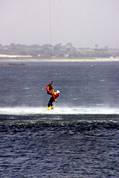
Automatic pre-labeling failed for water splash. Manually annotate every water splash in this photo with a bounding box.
[0,106,119,115]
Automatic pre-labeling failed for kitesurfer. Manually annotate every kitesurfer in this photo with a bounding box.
[45,81,60,110]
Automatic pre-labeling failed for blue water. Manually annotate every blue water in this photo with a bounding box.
[0,61,119,178]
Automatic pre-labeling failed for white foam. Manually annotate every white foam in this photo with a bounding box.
[0,106,119,115]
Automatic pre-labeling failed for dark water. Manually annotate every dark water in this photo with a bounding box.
[0,61,119,178]
[1,124,119,178]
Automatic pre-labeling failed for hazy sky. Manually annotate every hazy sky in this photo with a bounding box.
[0,0,119,48]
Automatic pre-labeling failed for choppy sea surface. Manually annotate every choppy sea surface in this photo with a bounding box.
[0,60,119,178]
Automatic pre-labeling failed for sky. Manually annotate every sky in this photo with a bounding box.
[0,0,119,48]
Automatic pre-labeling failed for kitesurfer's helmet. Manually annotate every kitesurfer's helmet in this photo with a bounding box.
[57,90,60,94]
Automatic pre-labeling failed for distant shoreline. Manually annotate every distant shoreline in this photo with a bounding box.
[0,57,119,63]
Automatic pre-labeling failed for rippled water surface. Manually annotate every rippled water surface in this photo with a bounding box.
[0,61,119,107]
[0,124,119,178]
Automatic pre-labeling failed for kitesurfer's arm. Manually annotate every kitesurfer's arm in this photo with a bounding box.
[52,91,60,101]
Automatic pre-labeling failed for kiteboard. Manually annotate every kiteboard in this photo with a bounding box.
[48,106,54,110]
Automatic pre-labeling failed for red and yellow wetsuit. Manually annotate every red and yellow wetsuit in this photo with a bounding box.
[46,83,60,109]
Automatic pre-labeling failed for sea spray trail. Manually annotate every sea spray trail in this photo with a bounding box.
[0,106,119,115]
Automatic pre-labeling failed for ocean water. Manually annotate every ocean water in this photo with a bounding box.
[0,61,119,178]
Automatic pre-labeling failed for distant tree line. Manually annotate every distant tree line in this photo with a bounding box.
[0,43,119,58]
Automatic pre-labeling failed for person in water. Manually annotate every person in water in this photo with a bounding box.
[46,81,60,110]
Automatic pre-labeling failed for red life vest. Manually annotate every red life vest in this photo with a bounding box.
[46,84,54,95]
